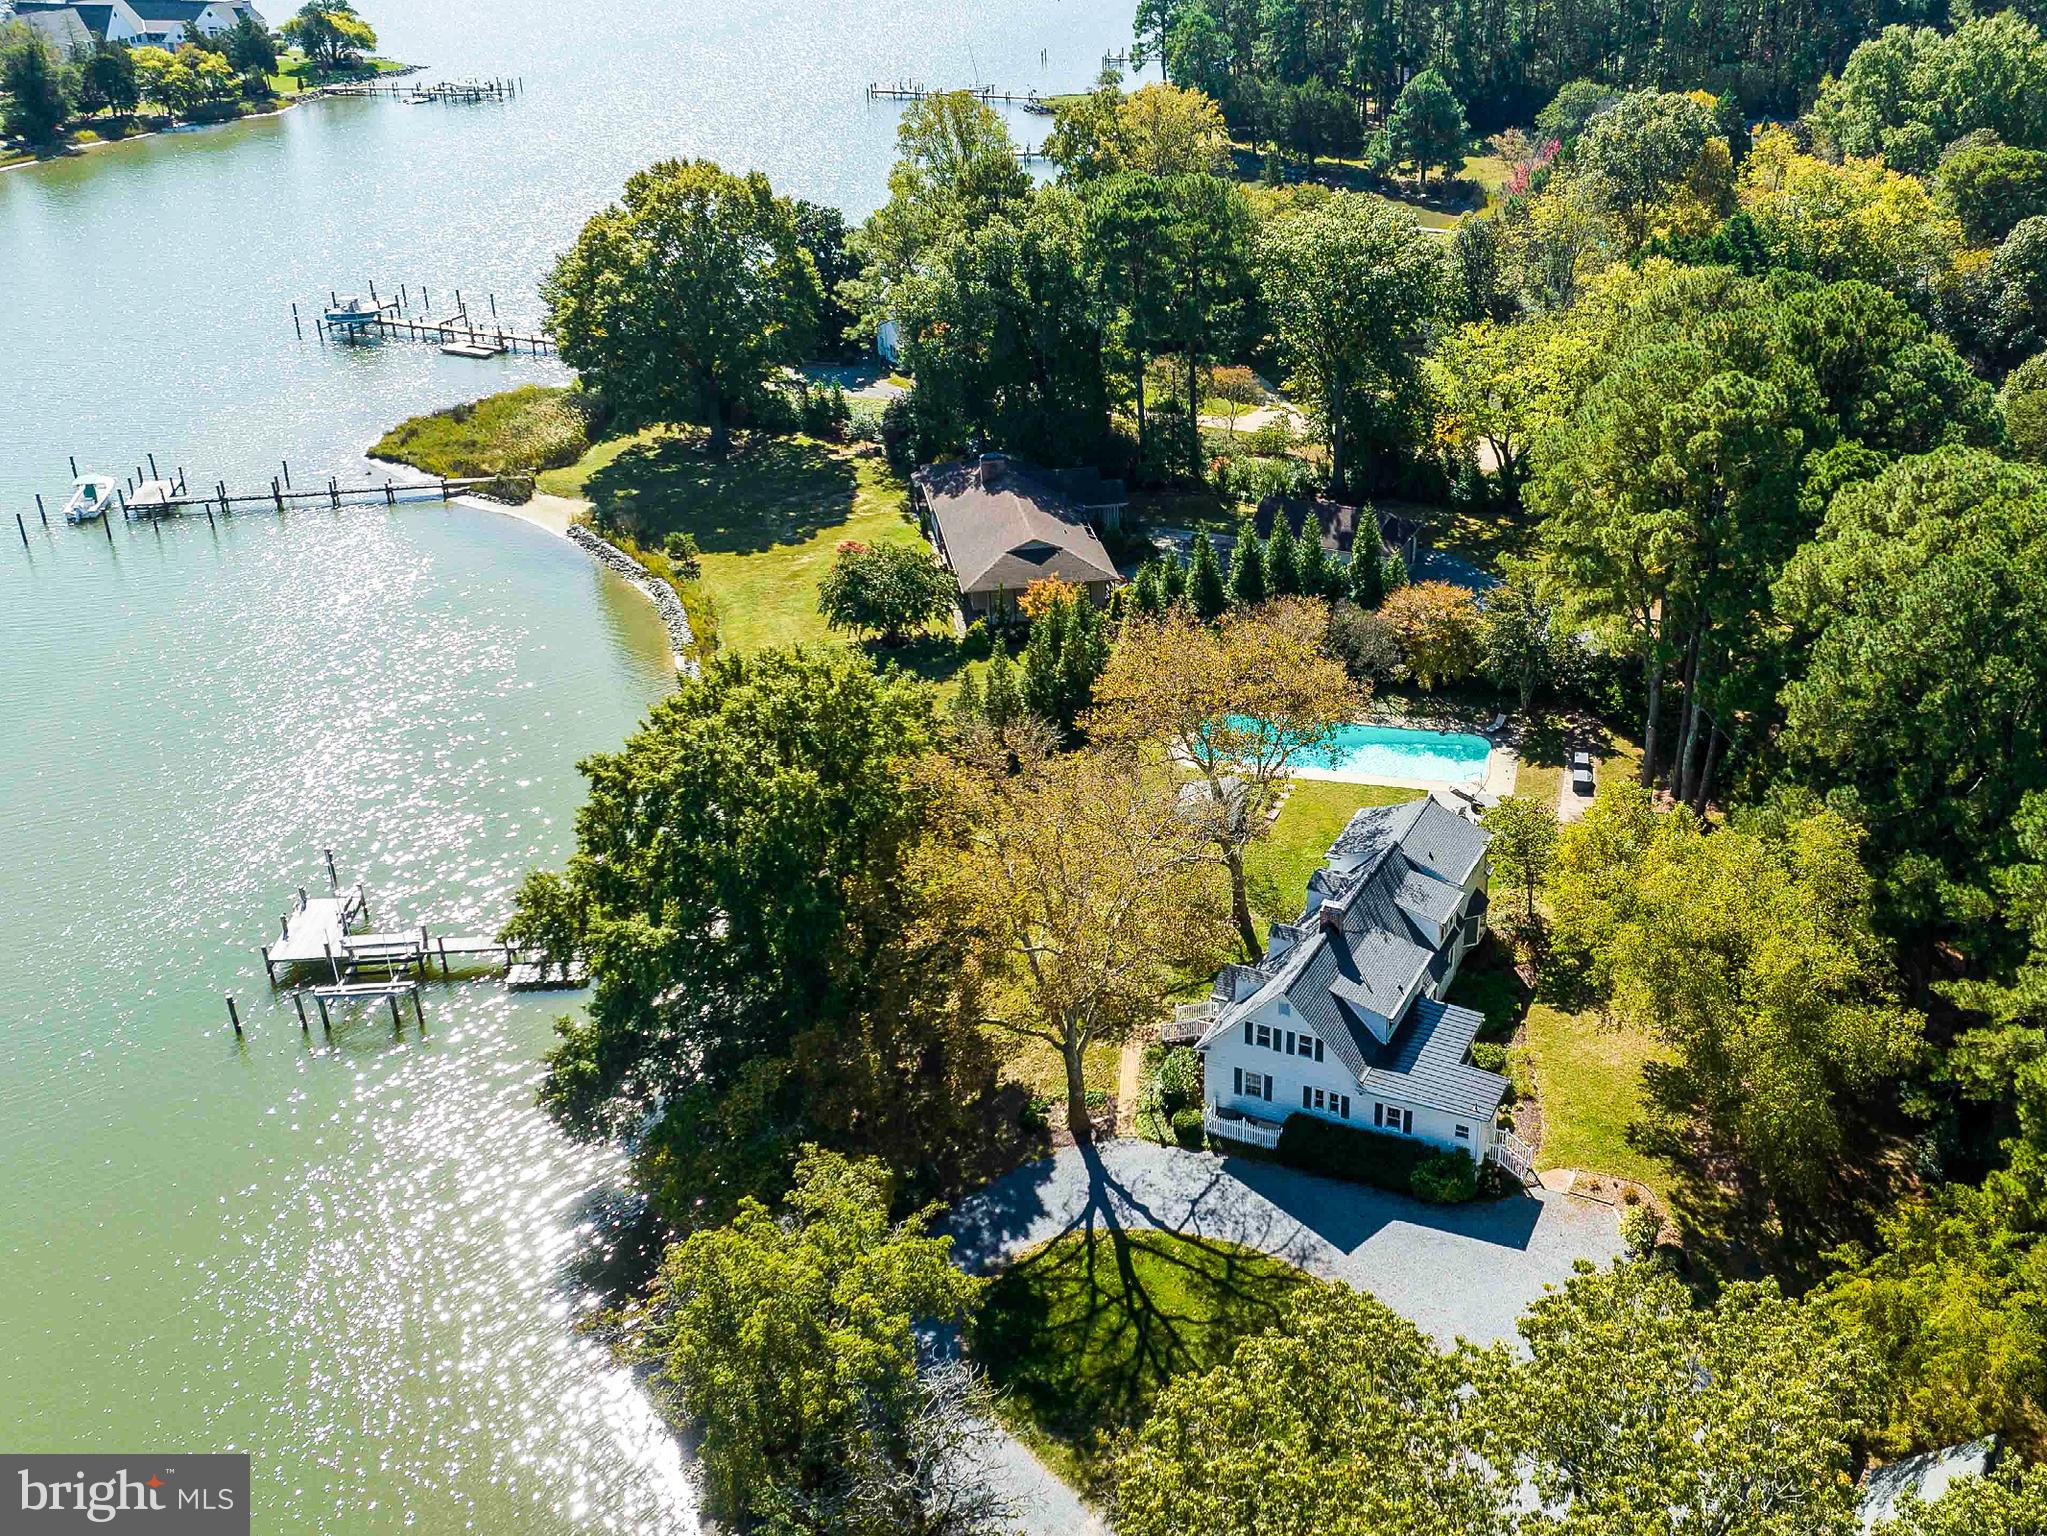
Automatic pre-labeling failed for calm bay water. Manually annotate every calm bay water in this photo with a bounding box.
[0,0,1140,1528]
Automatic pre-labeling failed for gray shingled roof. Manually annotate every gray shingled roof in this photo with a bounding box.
[1198,792,1503,1122]
[1359,998,1505,1119]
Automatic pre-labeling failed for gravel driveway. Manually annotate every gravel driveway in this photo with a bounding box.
[945,1139,1624,1349]
[938,1140,1623,1533]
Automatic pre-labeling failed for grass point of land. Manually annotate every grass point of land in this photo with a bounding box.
[540,429,932,658]
[972,1228,1306,1490]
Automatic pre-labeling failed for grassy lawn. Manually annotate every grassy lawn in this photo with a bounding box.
[1244,779,1424,931]
[540,429,942,660]
[1523,1002,1671,1200]
[270,52,408,96]
[972,1229,1306,1490]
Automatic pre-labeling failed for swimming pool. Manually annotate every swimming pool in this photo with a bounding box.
[1298,722,1493,782]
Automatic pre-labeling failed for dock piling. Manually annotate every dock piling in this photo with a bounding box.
[325,848,338,891]
[226,995,242,1037]
[293,991,309,1032]
[36,493,48,527]
[69,454,77,478]
[16,513,27,549]
[292,302,303,340]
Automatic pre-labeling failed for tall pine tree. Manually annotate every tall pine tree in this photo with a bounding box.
[1189,531,1229,619]
[1347,541,1386,609]
[1298,526,1334,599]
[1229,516,1269,607]
[1266,520,1302,596]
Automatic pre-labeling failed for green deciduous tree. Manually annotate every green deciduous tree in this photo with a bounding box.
[1573,89,1722,251]
[645,1148,994,1534]
[1257,194,1447,496]
[1480,795,1558,925]
[1380,579,1480,689]
[281,0,374,68]
[1,22,74,145]
[852,92,1029,325]
[817,539,956,645]
[1114,1284,1515,1536]
[544,159,820,455]
[893,187,1112,464]
[1940,142,2047,244]
[1476,567,1568,710]
[1548,785,1924,1205]
[1509,1259,1877,1536]
[511,648,995,1229]
[1378,68,1467,188]
[2003,351,2047,462]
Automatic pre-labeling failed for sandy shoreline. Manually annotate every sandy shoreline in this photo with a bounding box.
[451,491,585,538]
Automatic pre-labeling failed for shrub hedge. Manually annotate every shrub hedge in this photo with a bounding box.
[1276,1113,1481,1203]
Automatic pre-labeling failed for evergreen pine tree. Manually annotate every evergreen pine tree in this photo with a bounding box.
[983,643,1020,729]
[1132,562,1165,615]
[1228,516,1269,607]
[949,666,984,729]
[1348,540,1386,609]
[1058,599,1109,729]
[1162,553,1189,605]
[1298,526,1334,599]
[1188,532,1229,620]
[1266,520,1302,596]
[1021,599,1068,722]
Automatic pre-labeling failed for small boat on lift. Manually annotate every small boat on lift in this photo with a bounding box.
[61,473,119,523]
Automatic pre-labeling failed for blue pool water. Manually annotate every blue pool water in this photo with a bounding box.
[1300,723,1493,782]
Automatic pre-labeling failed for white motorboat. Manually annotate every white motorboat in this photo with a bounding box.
[61,473,119,523]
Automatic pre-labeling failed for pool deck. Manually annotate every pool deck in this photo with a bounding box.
[1288,716,1520,799]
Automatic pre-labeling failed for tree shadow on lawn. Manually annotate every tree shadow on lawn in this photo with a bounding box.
[971,1146,1306,1486]
[583,432,864,554]
[1627,1071,1917,1291]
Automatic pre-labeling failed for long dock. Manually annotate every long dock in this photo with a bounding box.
[866,81,1047,107]
[108,471,525,522]
[304,281,554,357]
[319,75,521,103]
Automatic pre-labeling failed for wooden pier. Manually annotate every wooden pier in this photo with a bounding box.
[320,75,521,103]
[316,292,554,357]
[260,854,584,1017]
[108,471,526,522]
[866,81,1047,108]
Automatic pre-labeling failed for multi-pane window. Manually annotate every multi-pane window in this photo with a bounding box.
[1248,1021,1323,1062]
[1233,1068,1273,1101]
[1455,1124,1470,1140]
[1302,1087,1352,1119]
[1373,1102,1414,1135]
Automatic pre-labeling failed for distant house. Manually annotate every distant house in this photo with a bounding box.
[1255,494,1425,565]
[14,0,265,51]
[1186,795,1507,1165]
[912,454,1125,618]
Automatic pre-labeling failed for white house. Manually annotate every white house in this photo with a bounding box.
[1191,794,1509,1164]
[14,0,265,52]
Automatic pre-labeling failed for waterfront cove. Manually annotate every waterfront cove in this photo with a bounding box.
[0,0,1145,1527]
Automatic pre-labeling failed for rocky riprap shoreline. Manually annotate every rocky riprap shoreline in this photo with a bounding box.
[567,524,699,676]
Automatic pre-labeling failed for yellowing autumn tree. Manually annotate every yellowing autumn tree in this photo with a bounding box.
[1086,599,1360,958]
[1380,581,1482,689]
[926,727,1228,1143]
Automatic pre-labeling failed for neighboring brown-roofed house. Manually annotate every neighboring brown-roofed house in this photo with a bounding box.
[912,454,1123,618]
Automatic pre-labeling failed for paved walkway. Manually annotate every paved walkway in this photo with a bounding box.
[945,1139,1623,1350]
